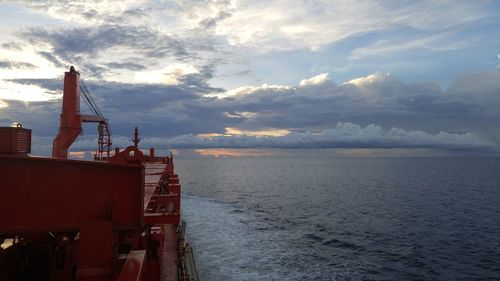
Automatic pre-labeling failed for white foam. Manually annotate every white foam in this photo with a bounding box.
[181,193,300,281]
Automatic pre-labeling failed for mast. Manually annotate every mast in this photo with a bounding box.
[52,66,82,158]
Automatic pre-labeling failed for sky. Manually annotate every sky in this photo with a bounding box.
[0,0,499,155]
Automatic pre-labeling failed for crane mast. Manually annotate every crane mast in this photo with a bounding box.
[51,66,112,159]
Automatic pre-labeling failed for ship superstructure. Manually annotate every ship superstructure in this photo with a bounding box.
[0,67,198,281]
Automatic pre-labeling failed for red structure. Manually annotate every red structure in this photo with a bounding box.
[52,66,112,160]
[0,67,198,281]
[0,124,31,155]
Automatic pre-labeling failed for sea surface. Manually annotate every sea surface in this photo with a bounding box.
[175,150,500,280]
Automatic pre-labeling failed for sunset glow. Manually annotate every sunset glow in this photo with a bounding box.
[194,148,274,158]
[224,127,290,137]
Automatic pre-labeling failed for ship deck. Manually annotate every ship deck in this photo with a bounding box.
[144,162,167,210]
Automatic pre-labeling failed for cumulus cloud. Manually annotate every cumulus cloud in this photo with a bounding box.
[26,122,489,157]
[299,73,329,86]
[57,122,490,155]
[3,71,499,149]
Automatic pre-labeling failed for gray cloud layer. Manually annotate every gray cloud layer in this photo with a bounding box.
[2,71,499,153]
[28,122,491,157]
[22,25,190,73]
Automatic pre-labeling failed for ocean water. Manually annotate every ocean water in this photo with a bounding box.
[175,151,500,280]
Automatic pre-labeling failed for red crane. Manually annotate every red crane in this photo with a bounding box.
[52,66,111,160]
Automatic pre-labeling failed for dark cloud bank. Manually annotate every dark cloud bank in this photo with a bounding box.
[2,71,499,154]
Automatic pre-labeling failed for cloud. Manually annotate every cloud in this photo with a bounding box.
[1,42,23,50]
[446,71,500,114]
[0,60,37,69]
[18,0,149,25]
[349,33,470,60]
[10,6,228,81]
[3,73,224,136]
[0,99,60,139]
[3,0,497,94]
[3,70,500,152]
[0,80,58,101]
[22,25,190,62]
[105,62,146,71]
[135,63,199,85]
[37,51,64,67]
[17,0,489,55]
[61,122,491,153]
[1,0,498,156]
[205,0,490,52]
[299,73,329,86]
[199,11,233,29]
[224,111,257,119]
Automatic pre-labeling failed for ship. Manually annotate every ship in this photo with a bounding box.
[0,67,199,281]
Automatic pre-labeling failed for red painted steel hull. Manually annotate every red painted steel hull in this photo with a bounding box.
[0,151,186,281]
[0,155,144,234]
